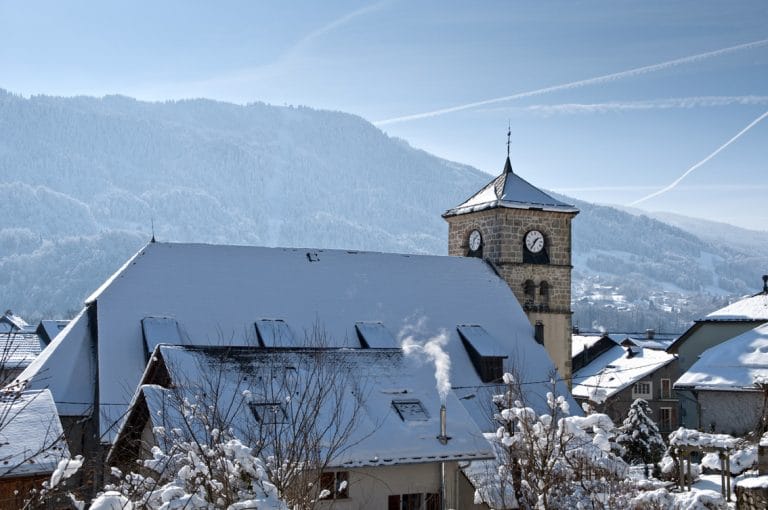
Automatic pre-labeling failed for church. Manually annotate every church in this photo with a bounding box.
[18,153,578,508]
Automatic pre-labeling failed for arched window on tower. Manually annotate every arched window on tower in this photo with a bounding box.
[539,281,550,311]
[523,280,536,309]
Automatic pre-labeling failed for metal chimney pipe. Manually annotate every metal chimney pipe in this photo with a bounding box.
[438,404,449,445]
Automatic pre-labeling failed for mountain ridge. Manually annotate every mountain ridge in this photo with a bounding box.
[1,89,764,331]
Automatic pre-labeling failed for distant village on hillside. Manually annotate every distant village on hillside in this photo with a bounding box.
[3,154,768,509]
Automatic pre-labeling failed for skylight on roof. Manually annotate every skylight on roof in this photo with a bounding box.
[355,322,398,349]
[255,319,297,347]
[249,402,289,424]
[392,399,428,421]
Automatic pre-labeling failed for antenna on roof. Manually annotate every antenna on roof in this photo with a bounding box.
[150,217,156,243]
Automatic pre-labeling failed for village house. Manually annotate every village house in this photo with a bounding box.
[571,334,680,433]
[675,322,768,436]
[0,312,53,385]
[17,154,579,506]
[669,276,768,429]
[0,389,70,510]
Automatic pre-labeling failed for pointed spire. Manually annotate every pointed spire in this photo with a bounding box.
[151,217,156,243]
[504,122,513,174]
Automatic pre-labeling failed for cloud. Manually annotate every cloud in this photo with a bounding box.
[489,96,768,116]
[374,38,768,126]
[629,110,768,206]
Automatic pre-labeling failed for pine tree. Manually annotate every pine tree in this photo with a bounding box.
[617,398,666,468]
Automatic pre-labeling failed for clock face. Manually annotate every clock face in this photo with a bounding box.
[468,230,482,252]
[525,230,545,253]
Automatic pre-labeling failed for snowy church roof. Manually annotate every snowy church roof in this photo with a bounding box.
[675,323,768,391]
[443,157,578,217]
[571,345,676,402]
[19,242,569,443]
[112,345,495,468]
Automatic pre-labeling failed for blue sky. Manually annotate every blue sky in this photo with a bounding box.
[1,0,766,229]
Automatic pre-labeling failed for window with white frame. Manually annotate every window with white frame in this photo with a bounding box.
[632,381,652,398]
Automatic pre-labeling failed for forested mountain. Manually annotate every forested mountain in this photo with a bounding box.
[1,90,765,332]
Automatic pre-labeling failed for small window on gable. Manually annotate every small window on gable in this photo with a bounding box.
[255,319,296,347]
[249,402,289,424]
[457,325,507,383]
[392,400,428,421]
[355,322,398,349]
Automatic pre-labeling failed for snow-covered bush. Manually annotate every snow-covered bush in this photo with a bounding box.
[101,429,288,510]
[490,373,630,509]
[630,488,727,510]
[701,444,757,475]
[617,399,666,467]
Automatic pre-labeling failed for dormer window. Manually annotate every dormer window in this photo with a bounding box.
[457,325,507,383]
[255,319,296,347]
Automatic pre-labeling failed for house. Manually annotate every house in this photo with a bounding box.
[571,332,617,373]
[669,276,768,428]
[109,344,495,510]
[675,322,768,436]
[0,312,48,385]
[0,389,70,509]
[571,341,679,433]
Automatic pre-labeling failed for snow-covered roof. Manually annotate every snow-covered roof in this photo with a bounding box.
[121,346,494,468]
[572,345,676,402]
[20,242,569,442]
[443,157,578,217]
[0,311,33,334]
[37,320,70,345]
[675,323,768,391]
[702,292,768,322]
[0,389,70,478]
[0,331,44,369]
[572,334,615,358]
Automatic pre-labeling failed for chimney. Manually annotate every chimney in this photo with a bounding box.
[572,325,580,335]
[646,329,655,340]
[437,404,450,445]
[763,275,768,293]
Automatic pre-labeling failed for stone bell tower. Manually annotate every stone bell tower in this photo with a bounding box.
[443,149,579,384]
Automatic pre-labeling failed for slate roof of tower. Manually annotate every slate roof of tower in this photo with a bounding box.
[18,241,573,443]
[443,157,578,217]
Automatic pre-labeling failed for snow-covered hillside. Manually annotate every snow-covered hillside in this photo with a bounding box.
[1,90,765,331]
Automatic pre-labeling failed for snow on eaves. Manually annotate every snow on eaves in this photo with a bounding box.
[0,389,70,478]
[703,292,768,321]
[675,322,768,391]
[571,345,676,401]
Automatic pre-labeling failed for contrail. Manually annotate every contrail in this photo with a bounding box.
[374,38,768,126]
[630,110,768,206]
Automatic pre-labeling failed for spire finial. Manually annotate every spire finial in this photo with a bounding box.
[506,121,511,158]
[151,217,156,243]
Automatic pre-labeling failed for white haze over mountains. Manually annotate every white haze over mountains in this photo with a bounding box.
[1,89,765,331]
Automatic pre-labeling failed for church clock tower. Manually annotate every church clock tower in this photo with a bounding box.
[443,151,579,384]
